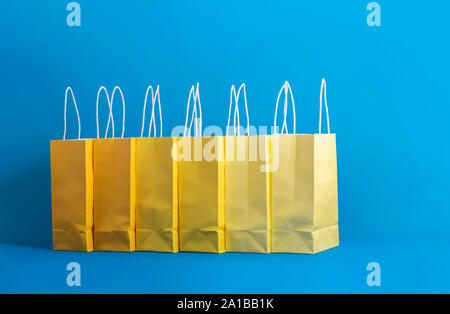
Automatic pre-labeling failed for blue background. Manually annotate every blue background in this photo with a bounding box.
[0,1,449,293]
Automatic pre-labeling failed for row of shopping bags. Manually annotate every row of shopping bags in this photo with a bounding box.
[51,80,339,254]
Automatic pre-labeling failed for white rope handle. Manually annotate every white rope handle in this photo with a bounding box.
[140,85,162,138]
[63,87,81,140]
[96,86,114,138]
[226,83,249,136]
[110,86,126,138]
[319,78,330,134]
[183,83,202,137]
[148,86,162,137]
[227,85,240,136]
[96,86,126,138]
[274,81,296,135]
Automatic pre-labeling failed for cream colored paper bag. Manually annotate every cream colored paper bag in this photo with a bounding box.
[271,80,339,254]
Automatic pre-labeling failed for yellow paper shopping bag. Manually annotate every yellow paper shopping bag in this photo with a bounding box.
[178,84,225,253]
[51,87,93,251]
[93,86,136,252]
[224,84,271,253]
[271,80,339,254]
[136,86,179,252]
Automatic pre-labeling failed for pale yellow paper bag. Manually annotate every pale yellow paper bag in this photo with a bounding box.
[225,135,271,253]
[271,134,339,254]
[178,136,225,253]
[271,80,339,254]
[136,137,179,252]
[51,139,94,252]
[135,86,179,252]
[178,84,225,253]
[51,87,93,252]
[93,86,136,252]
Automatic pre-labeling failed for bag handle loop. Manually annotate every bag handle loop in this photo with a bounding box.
[140,85,162,138]
[226,83,249,136]
[183,83,202,137]
[96,86,114,138]
[63,87,81,140]
[274,81,296,135]
[96,86,126,139]
[319,78,330,134]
